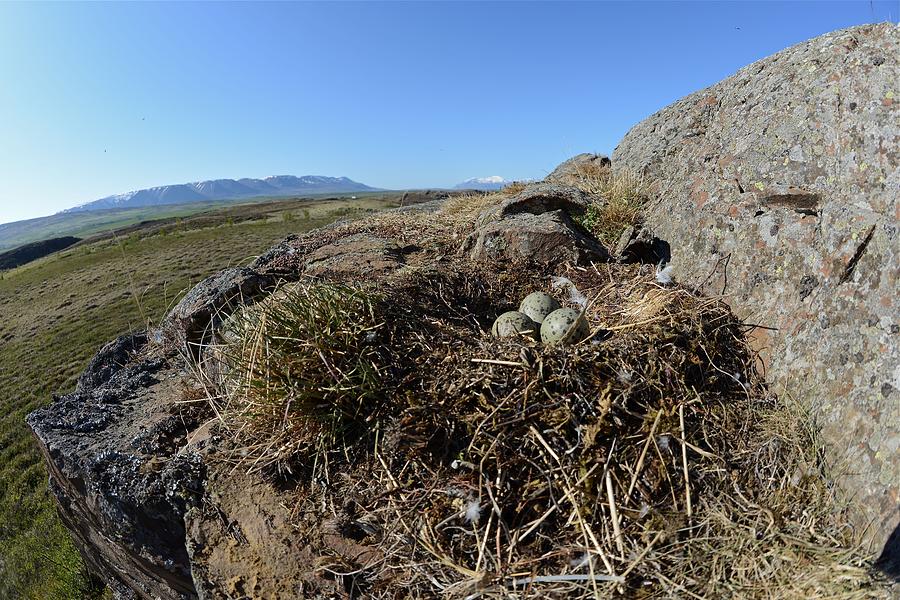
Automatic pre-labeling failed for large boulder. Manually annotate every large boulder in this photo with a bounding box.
[612,23,899,560]
[462,209,608,266]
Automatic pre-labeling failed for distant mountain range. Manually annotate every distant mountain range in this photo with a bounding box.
[454,176,509,191]
[64,175,379,213]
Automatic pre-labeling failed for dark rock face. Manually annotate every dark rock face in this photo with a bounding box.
[76,334,149,393]
[27,335,202,599]
[612,23,898,554]
[612,225,671,264]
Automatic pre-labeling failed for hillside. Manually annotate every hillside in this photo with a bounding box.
[65,175,379,213]
[0,193,390,253]
[0,194,410,599]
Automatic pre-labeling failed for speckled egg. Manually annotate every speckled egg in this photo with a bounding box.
[519,291,561,324]
[540,308,590,345]
[492,311,539,339]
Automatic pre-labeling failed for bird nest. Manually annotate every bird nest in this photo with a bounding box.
[196,257,889,598]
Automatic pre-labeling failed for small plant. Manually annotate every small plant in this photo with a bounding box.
[217,283,385,471]
[564,164,654,246]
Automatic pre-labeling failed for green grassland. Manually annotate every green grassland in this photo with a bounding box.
[0,196,401,598]
[0,191,396,253]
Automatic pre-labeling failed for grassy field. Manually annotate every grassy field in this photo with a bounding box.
[0,191,397,252]
[0,196,401,599]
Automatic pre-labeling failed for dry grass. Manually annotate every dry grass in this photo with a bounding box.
[555,162,655,247]
[501,181,529,195]
[199,252,891,598]
[181,179,890,598]
[440,191,506,227]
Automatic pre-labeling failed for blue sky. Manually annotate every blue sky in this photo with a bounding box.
[0,1,895,225]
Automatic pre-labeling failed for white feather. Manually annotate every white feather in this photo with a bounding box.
[464,500,482,524]
[639,502,650,519]
[569,552,592,568]
[655,263,675,285]
[550,275,588,309]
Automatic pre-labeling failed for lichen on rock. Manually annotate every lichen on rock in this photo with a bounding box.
[613,22,899,562]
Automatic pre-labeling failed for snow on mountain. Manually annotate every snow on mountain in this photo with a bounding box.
[63,175,379,213]
[454,176,509,191]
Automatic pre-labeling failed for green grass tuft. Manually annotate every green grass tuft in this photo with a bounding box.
[217,283,386,471]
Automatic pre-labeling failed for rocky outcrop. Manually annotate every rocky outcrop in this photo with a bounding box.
[30,194,594,599]
[544,153,610,183]
[162,268,280,351]
[484,182,591,220]
[462,210,607,266]
[303,233,409,278]
[462,182,609,265]
[28,335,203,599]
[26,182,605,598]
[612,23,899,560]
